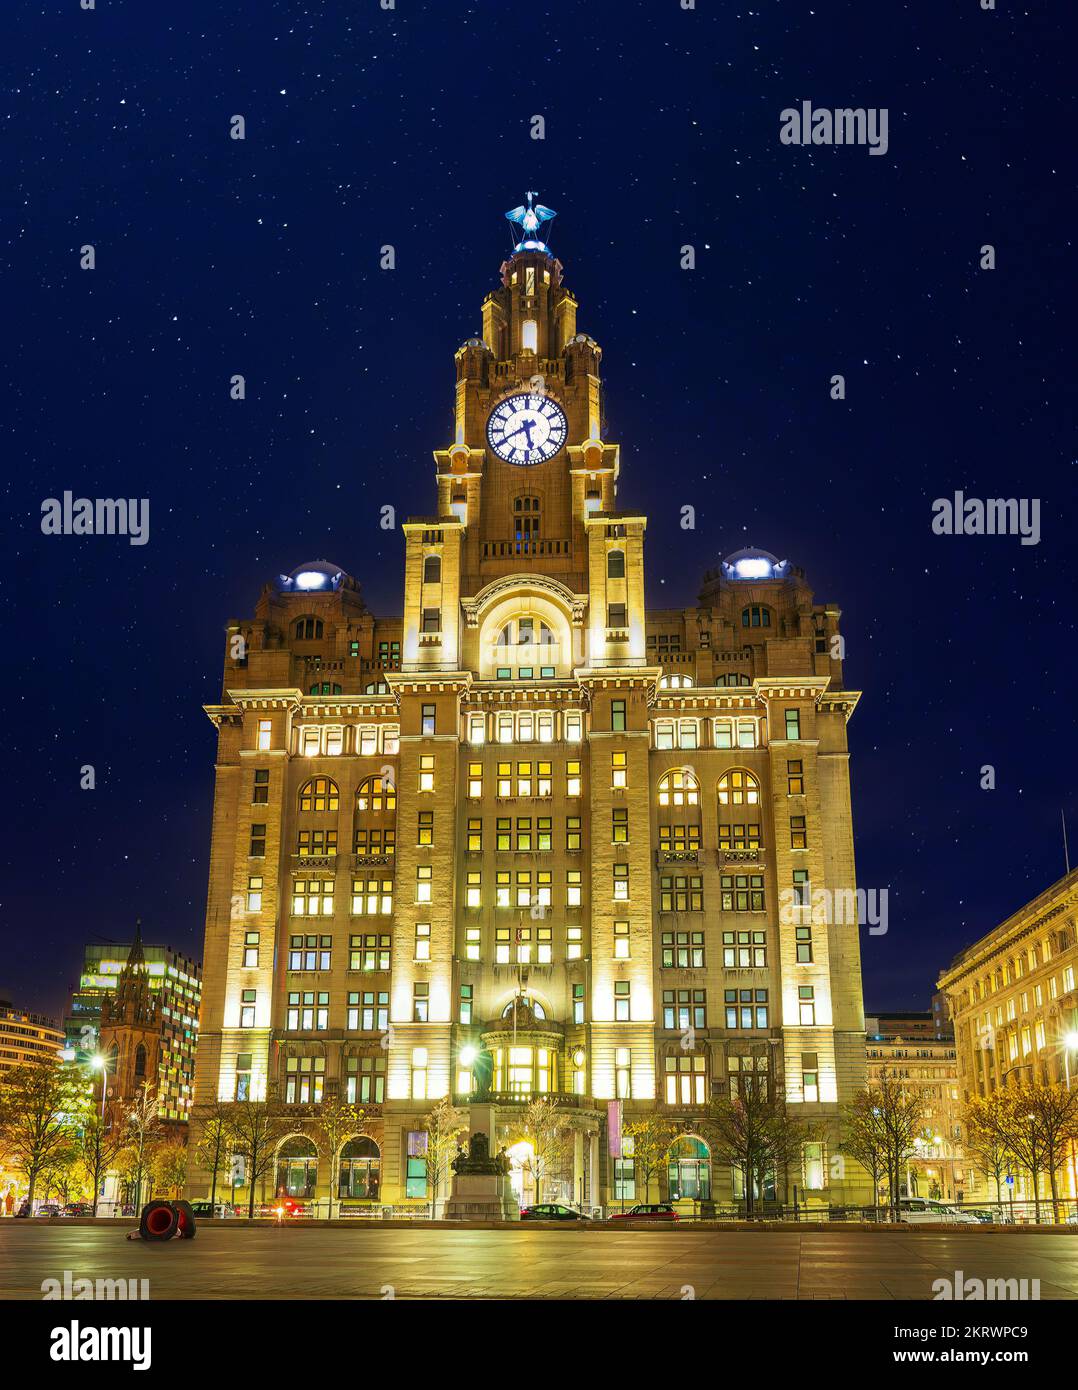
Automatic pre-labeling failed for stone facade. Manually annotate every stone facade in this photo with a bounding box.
[937,868,1078,1200]
[187,209,872,1214]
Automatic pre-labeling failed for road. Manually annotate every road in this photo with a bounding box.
[3,1223,1077,1299]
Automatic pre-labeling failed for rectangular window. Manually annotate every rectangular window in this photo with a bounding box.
[717,823,761,851]
[572,982,585,1024]
[801,1052,819,1103]
[243,930,260,968]
[465,870,482,908]
[465,925,481,961]
[297,827,338,858]
[567,926,583,962]
[659,874,703,912]
[239,989,256,1029]
[613,920,630,959]
[421,608,440,634]
[790,815,807,850]
[679,720,698,750]
[566,816,581,851]
[417,810,434,846]
[285,990,329,1031]
[611,807,629,843]
[413,981,429,1021]
[614,981,631,1022]
[564,711,583,741]
[566,761,582,797]
[654,720,674,750]
[288,933,331,971]
[720,874,764,913]
[497,713,514,744]
[257,719,272,751]
[608,603,627,629]
[459,984,473,1025]
[468,762,483,797]
[611,751,627,789]
[351,878,392,916]
[495,926,511,964]
[284,1055,325,1105]
[246,875,264,912]
[662,930,706,968]
[787,759,804,795]
[292,879,334,916]
[252,768,270,803]
[611,699,626,732]
[724,989,769,1030]
[798,986,816,1026]
[784,708,801,740]
[415,865,433,903]
[795,925,813,963]
[348,990,389,1032]
[537,713,554,743]
[348,933,390,971]
[467,712,485,744]
[421,703,436,735]
[721,930,766,968]
[418,754,435,792]
[615,1046,631,1098]
[466,817,482,852]
[410,1053,428,1101]
[566,870,583,908]
[414,922,431,962]
[235,1053,252,1102]
[612,863,630,901]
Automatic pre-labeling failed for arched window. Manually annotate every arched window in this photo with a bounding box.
[423,555,441,585]
[294,617,324,640]
[607,549,625,579]
[364,680,390,695]
[134,1043,147,1080]
[339,1136,381,1200]
[276,1137,318,1199]
[657,769,701,854]
[501,997,547,1021]
[659,674,693,689]
[299,777,339,813]
[354,774,396,857]
[718,769,760,807]
[667,1135,711,1200]
[740,605,771,630]
[657,769,700,808]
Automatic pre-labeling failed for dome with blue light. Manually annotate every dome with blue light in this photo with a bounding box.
[721,548,790,581]
[277,560,347,593]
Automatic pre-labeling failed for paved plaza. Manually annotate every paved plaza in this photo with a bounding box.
[3,1223,1077,1300]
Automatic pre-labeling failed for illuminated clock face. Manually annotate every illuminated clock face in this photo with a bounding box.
[486,393,568,465]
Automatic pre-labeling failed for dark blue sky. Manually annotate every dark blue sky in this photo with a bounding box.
[2,1,1073,1019]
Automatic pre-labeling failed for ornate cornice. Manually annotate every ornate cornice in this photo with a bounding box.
[461,573,588,627]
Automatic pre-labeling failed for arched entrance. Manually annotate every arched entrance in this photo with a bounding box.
[667,1135,711,1202]
[506,1140,536,1208]
[339,1136,381,1201]
[276,1137,318,1199]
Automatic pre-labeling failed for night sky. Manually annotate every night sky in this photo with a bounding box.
[3,2,1073,1020]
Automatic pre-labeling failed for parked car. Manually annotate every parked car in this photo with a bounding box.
[188,1200,235,1219]
[609,1203,679,1222]
[519,1203,589,1221]
[898,1198,980,1225]
[33,1202,62,1218]
[61,1202,95,1217]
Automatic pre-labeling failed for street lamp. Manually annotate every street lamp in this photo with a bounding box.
[89,1052,112,1120]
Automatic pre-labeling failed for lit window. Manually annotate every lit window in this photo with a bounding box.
[785,708,801,740]
[249,823,266,857]
[613,864,630,901]
[801,1052,819,1103]
[292,879,335,916]
[418,755,435,792]
[566,870,583,908]
[416,866,433,903]
[613,920,630,959]
[658,769,699,807]
[459,984,473,1026]
[468,763,483,797]
[465,926,481,961]
[720,874,764,912]
[300,776,339,813]
[611,751,627,789]
[415,923,431,962]
[246,876,264,912]
[717,769,760,807]
[348,933,390,971]
[659,874,703,912]
[243,931,259,968]
[611,699,626,732]
[564,711,582,741]
[351,878,392,915]
[615,1047,631,1098]
[567,761,582,796]
[614,981,631,1022]
[798,986,816,1026]
[252,768,270,803]
[466,871,482,908]
[790,816,808,850]
[421,704,436,735]
[567,926,583,961]
[566,816,582,851]
[787,759,804,795]
[468,713,485,744]
[239,989,256,1029]
[257,719,272,751]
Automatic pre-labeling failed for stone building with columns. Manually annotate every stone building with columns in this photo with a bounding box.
[187,198,871,1214]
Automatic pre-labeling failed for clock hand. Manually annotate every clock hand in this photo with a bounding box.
[500,426,529,444]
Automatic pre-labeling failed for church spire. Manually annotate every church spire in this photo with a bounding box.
[126,917,145,970]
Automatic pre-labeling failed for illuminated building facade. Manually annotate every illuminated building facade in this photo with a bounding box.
[67,929,202,1125]
[188,202,871,1211]
[865,1012,965,1201]
[0,998,63,1076]
[938,868,1078,1201]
